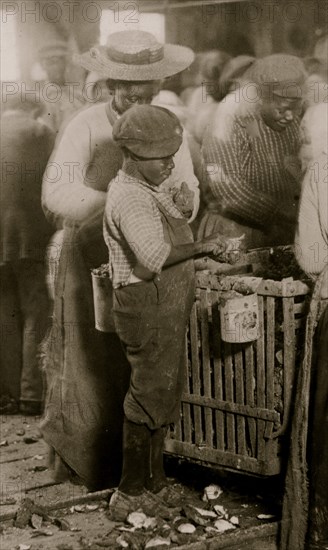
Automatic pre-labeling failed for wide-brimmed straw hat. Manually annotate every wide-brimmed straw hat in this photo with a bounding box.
[74,30,194,81]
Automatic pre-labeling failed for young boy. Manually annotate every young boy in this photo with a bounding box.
[104,104,225,520]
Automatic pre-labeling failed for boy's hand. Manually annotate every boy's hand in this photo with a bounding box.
[172,182,195,218]
[217,234,246,264]
[200,232,227,255]
[200,233,245,264]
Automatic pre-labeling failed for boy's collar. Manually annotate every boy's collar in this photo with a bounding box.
[119,167,162,193]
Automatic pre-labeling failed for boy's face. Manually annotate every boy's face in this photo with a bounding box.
[133,154,175,186]
[113,81,160,114]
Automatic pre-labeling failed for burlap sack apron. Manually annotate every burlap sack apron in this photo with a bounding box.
[40,223,131,490]
[113,203,195,430]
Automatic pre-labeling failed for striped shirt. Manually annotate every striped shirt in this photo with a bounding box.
[104,170,184,288]
[202,100,301,227]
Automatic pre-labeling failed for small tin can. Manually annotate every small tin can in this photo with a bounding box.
[220,292,259,343]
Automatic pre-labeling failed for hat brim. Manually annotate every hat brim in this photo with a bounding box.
[122,135,183,158]
[74,44,194,81]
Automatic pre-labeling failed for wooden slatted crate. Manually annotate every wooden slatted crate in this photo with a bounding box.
[165,271,311,476]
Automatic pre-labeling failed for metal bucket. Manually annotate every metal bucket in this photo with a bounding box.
[220,292,259,343]
[91,271,115,332]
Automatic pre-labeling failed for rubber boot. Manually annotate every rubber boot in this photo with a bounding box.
[146,427,186,508]
[118,417,151,496]
[147,426,168,493]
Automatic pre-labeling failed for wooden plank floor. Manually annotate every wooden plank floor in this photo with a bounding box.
[0,414,279,550]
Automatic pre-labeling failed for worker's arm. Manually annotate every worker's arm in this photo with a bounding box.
[133,232,226,279]
[42,114,106,227]
[165,232,225,266]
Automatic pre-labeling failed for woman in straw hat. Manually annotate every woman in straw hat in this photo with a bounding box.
[40,30,197,491]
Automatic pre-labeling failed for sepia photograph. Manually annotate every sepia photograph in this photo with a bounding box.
[0,1,327,548]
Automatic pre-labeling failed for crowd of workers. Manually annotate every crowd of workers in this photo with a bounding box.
[0,29,327,550]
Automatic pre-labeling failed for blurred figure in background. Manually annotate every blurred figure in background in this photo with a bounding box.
[199,54,306,250]
[217,54,256,101]
[280,101,328,550]
[180,52,205,107]
[0,97,54,415]
[38,40,87,301]
[191,54,255,145]
[83,70,112,104]
[38,40,85,136]
[181,49,231,114]
[303,34,328,109]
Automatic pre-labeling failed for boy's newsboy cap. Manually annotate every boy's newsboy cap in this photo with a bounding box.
[112,104,183,158]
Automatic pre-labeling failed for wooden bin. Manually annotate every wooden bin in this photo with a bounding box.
[165,272,310,476]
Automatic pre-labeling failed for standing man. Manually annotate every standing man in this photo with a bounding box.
[199,54,306,248]
[0,97,54,415]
